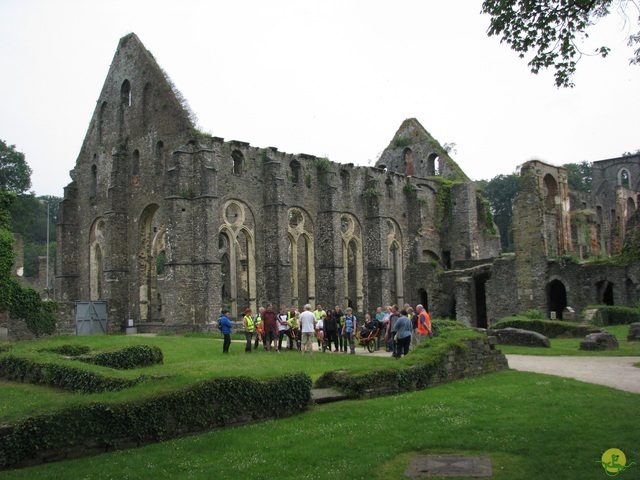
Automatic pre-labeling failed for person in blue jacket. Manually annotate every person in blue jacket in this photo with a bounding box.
[218,309,233,354]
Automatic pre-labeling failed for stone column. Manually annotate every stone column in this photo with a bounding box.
[363,179,392,309]
[315,169,344,307]
[261,152,292,307]
[98,145,131,329]
[55,183,79,303]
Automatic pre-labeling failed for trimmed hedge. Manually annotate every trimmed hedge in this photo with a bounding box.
[0,355,147,393]
[78,345,164,370]
[0,372,312,468]
[585,305,640,326]
[492,318,599,338]
[38,345,91,357]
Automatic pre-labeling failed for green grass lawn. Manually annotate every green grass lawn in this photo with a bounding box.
[1,369,637,480]
[497,324,640,356]
[0,333,396,423]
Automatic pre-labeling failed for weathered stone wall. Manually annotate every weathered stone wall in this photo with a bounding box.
[7,304,74,342]
[55,34,500,331]
[51,33,638,336]
[354,337,509,399]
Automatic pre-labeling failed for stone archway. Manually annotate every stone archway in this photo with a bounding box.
[418,288,429,312]
[138,204,165,322]
[474,272,490,328]
[219,200,257,318]
[288,207,316,309]
[546,279,567,319]
[89,219,105,301]
[341,213,364,312]
[387,219,404,307]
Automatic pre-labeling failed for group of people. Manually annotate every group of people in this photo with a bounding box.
[217,302,432,358]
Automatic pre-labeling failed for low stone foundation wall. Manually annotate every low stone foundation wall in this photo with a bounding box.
[317,337,509,400]
[7,304,74,342]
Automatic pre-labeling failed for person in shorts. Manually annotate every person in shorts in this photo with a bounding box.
[299,304,316,355]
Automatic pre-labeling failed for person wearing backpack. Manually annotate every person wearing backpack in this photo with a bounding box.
[394,310,413,358]
[218,309,233,354]
[342,307,357,354]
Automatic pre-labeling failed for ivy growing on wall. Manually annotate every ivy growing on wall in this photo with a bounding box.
[435,179,453,230]
[0,190,58,337]
[477,194,497,236]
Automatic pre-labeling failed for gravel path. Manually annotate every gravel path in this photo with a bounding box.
[506,355,640,394]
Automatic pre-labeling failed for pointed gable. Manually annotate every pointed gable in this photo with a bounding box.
[75,33,195,166]
[376,118,469,182]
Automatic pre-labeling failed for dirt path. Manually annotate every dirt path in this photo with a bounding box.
[506,355,640,394]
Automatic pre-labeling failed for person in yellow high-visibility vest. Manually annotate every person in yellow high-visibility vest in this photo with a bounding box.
[287,306,299,350]
[253,307,264,350]
[243,308,255,353]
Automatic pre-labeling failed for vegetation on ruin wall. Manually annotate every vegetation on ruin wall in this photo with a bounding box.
[618,222,640,265]
[402,182,416,195]
[434,179,453,230]
[363,179,382,200]
[477,194,497,235]
[315,157,332,172]
[0,372,312,469]
[315,323,482,397]
[0,191,58,337]
[391,136,412,149]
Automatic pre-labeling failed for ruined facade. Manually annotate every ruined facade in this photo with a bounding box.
[487,157,640,320]
[55,34,500,331]
[55,34,639,333]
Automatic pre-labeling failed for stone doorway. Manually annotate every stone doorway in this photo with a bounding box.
[546,279,567,319]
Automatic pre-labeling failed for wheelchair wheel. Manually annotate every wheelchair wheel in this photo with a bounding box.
[366,340,376,353]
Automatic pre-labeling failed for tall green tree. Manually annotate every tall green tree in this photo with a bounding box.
[0,139,32,194]
[9,194,60,277]
[482,0,640,87]
[477,173,521,252]
[0,190,17,312]
[563,160,592,193]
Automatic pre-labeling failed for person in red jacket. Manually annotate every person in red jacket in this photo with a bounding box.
[262,303,279,351]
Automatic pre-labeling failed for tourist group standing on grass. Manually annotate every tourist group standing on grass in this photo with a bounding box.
[218,302,432,357]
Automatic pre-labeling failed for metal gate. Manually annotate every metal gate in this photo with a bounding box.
[75,301,108,335]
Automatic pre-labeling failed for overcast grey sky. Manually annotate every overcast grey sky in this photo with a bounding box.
[1,0,639,197]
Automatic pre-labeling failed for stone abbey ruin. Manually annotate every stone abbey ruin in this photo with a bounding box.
[54,33,640,333]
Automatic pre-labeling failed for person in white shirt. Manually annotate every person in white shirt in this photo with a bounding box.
[277,306,293,351]
[299,304,316,355]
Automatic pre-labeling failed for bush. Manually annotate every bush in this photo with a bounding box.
[78,345,164,370]
[0,372,312,468]
[492,318,598,338]
[0,355,147,394]
[522,309,545,319]
[431,319,469,336]
[9,284,58,337]
[38,345,91,356]
[586,305,640,326]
